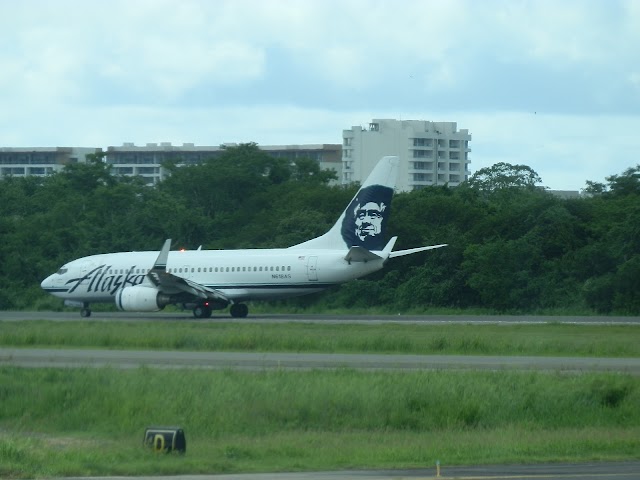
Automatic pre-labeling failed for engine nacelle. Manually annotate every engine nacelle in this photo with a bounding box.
[115,286,171,312]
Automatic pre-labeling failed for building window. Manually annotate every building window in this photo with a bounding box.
[413,138,433,147]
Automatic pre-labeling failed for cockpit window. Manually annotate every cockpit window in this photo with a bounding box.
[56,268,68,275]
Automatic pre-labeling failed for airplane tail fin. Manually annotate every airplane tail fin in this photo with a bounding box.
[290,156,399,251]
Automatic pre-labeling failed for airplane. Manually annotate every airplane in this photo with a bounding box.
[40,156,446,318]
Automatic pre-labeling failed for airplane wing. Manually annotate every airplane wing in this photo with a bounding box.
[146,239,230,304]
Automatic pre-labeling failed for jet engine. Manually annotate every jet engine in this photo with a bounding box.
[115,286,171,312]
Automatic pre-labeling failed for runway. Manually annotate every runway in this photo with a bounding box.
[54,461,640,479]
[2,347,640,374]
[2,310,640,324]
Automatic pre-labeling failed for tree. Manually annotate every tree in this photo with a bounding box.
[605,165,640,197]
[462,236,544,311]
[583,165,640,197]
[290,157,338,184]
[465,162,543,192]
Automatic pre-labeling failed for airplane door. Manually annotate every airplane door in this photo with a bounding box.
[78,262,94,287]
[307,256,318,281]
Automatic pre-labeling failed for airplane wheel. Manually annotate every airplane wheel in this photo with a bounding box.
[80,308,91,318]
[193,305,212,318]
[230,303,248,318]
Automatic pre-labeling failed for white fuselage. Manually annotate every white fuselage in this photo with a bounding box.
[41,247,385,305]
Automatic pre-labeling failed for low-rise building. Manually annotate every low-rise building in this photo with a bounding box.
[0,147,100,178]
[105,143,342,185]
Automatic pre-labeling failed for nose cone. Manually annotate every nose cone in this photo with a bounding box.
[40,274,54,291]
[41,273,65,296]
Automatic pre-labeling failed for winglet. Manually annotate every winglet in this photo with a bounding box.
[153,239,172,271]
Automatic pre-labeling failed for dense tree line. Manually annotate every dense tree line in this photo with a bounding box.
[1,143,638,314]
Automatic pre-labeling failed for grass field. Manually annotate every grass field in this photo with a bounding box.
[1,320,640,357]
[1,319,639,478]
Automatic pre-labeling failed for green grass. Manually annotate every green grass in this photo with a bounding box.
[1,367,639,478]
[2,320,640,357]
[1,320,639,477]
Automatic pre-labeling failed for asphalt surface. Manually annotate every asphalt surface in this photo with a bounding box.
[2,310,640,324]
[3,311,640,479]
[2,347,640,374]
[55,461,640,479]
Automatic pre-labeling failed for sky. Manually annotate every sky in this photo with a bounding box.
[1,0,639,190]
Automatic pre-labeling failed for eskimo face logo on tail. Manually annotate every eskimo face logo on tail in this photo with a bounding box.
[341,184,393,250]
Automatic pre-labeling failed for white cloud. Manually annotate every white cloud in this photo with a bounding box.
[448,110,640,190]
[0,0,639,191]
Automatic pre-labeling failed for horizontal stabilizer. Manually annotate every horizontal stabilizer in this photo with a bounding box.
[345,246,383,263]
[388,244,448,258]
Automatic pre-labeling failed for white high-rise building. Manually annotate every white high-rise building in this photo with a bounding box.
[342,119,472,191]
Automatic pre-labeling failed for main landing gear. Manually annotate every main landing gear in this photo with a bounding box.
[192,303,248,318]
[80,302,91,318]
[192,304,213,318]
[229,303,249,318]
